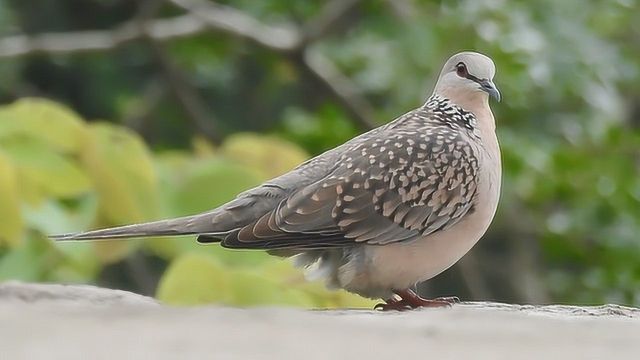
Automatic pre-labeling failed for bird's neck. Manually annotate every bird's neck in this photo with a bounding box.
[433,91,496,133]
[429,91,500,166]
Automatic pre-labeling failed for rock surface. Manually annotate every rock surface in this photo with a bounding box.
[1,281,639,359]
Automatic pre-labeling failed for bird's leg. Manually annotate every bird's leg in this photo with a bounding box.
[374,289,459,311]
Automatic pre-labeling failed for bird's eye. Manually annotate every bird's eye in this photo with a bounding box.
[456,63,468,77]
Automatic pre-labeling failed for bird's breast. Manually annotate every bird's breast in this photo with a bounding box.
[362,132,501,292]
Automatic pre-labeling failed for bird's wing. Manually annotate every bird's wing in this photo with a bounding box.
[50,119,384,241]
[203,112,480,250]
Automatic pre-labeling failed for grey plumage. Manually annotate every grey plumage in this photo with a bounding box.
[53,51,502,304]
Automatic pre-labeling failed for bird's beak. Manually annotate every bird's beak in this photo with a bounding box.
[479,79,500,102]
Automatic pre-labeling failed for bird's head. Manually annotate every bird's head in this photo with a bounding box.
[434,52,500,105]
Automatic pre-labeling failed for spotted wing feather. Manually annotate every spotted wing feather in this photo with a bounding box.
[213,106,480,250]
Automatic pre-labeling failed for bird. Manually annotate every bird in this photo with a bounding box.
[52,51,502,311]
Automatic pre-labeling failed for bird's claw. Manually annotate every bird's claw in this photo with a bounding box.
[375,290,460,311]
[374,301,412,311]
[432,296,460,304]
[374,299,454,311]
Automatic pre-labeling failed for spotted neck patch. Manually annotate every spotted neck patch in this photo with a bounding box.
[423,95,479,135]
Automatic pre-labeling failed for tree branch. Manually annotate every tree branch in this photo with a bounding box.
[167,0,375,129]
[167,0,301,52]
[148,41,223,143]
[136,0,223,143]
[121,77,166,134]
[0,15,208,58]
[300,0,362,46]
[0,0,377,131]
[300,49,377,129]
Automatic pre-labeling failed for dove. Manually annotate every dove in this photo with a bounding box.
[53,51,501,310]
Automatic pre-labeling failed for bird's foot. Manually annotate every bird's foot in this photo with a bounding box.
[374,299,413,311]
[374,289,459,311]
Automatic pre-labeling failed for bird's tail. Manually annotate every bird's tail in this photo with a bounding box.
[50,213,221,241]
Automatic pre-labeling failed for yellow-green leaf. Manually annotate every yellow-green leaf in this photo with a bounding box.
[191,136,217,157]
[145,155,263,259]
[0,151,23,246]
[0,98,87,153]
[1,139,92,202]
[80,123,160,263]
[260,260,377,309]
[81,123,159,224]
[156,253,233,305]
[157,252,315,307]
[91,240,137,264]
[229,270,314,307]
[220,133,308,179]
[168,158,262,216]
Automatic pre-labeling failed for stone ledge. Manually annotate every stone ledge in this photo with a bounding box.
[1,281,639,359]
[0,281,158,306]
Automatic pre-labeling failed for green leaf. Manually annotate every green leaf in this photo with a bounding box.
[0,234,99,283]
[22,197,98,236]
[21,199,101,280]
[0,238,42,281]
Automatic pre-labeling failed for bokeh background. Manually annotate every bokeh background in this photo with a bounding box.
[0,0,639,307]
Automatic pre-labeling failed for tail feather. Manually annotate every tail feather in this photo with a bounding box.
[50,213,226,241]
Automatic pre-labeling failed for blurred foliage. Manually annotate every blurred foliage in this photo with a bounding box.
[0,0,639,306]
[0,99,375,308]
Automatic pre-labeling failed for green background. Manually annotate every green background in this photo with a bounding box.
[0,0,639,307]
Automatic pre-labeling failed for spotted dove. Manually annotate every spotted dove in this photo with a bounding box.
[53,51,502,310]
